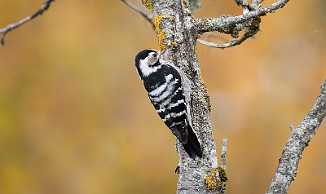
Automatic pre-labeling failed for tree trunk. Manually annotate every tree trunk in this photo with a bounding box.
[151,0,220,193]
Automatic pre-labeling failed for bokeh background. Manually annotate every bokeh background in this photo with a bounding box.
[0,0,325,193]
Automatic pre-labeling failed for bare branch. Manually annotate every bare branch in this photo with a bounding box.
[267,79,326,194]
[193,0,288,49]
[0,0,55,46]
[194,0,288,34]
[197,30,254,48]
[221,139,228,169]
[121,0,154,28]
[217,138,228,194]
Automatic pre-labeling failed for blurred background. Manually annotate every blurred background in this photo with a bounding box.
[0,0,325,193]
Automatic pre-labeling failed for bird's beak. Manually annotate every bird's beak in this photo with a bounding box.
[159,49,169,61]
[160,49,167,56]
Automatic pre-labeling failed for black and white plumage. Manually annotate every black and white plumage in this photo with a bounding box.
[135,49,202,159]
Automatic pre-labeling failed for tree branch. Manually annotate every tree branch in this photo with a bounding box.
[197,30,254,48]
[121,0,154,28]
[221,139,228,169]
[193,0,288,48]
[194,0,288,34]
[0,0,55,45]
[218,139,228,193]
[267,79,326,194]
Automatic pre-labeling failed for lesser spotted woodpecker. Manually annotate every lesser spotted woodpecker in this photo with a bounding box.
[135,49,202,159]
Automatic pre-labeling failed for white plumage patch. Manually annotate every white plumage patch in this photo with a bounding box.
[170,110,187,117]
[169,99,185,108]
[161,97,173,107]
[138,56,161,77]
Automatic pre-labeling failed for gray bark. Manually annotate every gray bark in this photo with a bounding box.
[151,1,220,193]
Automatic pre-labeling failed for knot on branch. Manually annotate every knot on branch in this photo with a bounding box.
[231,2,263,39]
[243,15,261,36]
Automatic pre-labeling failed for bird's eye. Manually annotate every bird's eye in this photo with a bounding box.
[152,52,157,58]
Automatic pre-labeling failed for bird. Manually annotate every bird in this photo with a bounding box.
[134,49,202,159]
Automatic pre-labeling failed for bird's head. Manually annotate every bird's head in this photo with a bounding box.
[135,49,162,79]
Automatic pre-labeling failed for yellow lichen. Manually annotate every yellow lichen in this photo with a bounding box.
[218,166,228,187]
[172,41,177,47]
[205,168,218,191]
[142,0,153,10]
[205,167,228,191]
[153,14,166,50]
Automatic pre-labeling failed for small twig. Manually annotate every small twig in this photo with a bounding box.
[197,31,253,48]
[121,0,154,29]
[221,139,228,169]
[0,0,55,45]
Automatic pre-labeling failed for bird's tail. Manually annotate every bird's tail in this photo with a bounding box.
[183,126,202,159]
